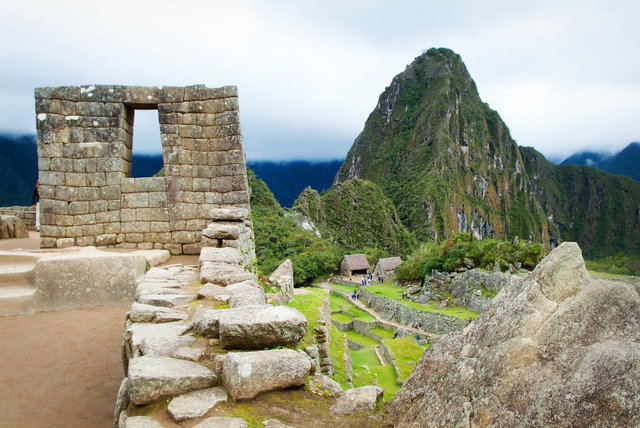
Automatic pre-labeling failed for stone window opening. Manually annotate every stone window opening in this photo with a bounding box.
[128,107,164,178]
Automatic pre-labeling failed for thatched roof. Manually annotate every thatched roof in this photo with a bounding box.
[341,254,370,271]
[376,256,402,272]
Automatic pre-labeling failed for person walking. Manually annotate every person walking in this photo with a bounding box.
[31,179,40,232]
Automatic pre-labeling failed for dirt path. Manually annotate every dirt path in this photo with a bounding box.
[319,279,439,339]
[0,305,128,428]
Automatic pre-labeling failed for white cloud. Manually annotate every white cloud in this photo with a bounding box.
[1,0,639,160]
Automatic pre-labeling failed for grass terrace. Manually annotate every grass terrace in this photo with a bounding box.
[350,346,400,399]
[344,330,380,348]
[330,293,375,322]
[384,336,428,382]
[370,327,395,339]
[286,287,329,349]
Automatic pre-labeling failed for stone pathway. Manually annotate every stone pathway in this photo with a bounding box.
[320,279,440,339]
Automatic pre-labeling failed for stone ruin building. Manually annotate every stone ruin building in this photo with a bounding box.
[34,84,253,257]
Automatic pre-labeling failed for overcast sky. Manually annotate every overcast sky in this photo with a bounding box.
[1,0,639,161]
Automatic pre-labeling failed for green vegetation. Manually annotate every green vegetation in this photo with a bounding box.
[286,287,328,349]
[366,283,479,320]
[584,252,640,276]
[329,325,349,388]
[344,330,380,347]
[384,337,427,382]
[330,293,375,322]
[331,312,353,323]
[248,168,343,285]
[370,327,395,339]
[294,179,415,255]
[396,233,543,282]
[350,346,400,399]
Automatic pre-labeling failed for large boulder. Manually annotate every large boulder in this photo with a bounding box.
[268,259,294,303]
[219,305,307,350]
[388,242,640,427]
[330,385,384,414]
[222,349,311,400]
[128,356,217,405]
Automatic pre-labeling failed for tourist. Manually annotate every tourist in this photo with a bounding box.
[31,179,39,232]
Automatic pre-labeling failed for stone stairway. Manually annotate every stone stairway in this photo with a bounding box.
[0,252,40,316]
[115,207,311,426]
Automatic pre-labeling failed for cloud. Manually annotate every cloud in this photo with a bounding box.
[1,0,639,160]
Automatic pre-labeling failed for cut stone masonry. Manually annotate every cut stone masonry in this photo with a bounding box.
[35,85,254,255]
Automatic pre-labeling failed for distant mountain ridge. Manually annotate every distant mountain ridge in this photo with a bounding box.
[560,142,640,182]
[0,134,341,209]
[331,48,640,257]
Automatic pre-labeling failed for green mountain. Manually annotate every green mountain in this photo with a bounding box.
[334,48,640,256]
[293,178,415,254]
[560,142,640,182]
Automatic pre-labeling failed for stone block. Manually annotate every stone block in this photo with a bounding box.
[222,191,250,205]
[171,231,197,244]
[215,111,239,126]
[202,224,241,240]
[183,192,204,204]
[104,223,121,235]
[128,356,217,406]
[40,171,66,186]
[87,172,107,187]
[219,306,306,350]
[122,222,150,233]
[76,236,96,246]
[182,243,202,254]
[56,237,75,248]
[330,386,384,415]
[202,125,226,139]
[89,199,108,213]
[83,224,104,236]
[55,214,74,226]
[74,213,96,226]
[199,263,254,286]
[68,201,89,215]
[150,221,171,232]
[210,207,250,221]
[178,125,202,139]
[120,208,136,222]
[125,233,144,243]
[168,203,197,220]
[96,234,117,246]
[159,112,182,125]
[222,349,310,401]
[148,192,167,208]
[199,247,241,266]
[136,208,168,222]
[193,178,210,192]
[123,193,149,208]
[50,157,73,172]
[135,177,165,192]
[181,114,197,125]
[168,387,228,422]
[120,178,135,193]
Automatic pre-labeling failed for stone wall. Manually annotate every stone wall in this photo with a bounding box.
[0,206,36,230]
[34,85,252,254]
[358,289,469,335]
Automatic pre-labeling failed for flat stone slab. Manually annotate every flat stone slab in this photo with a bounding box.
[194,417,248,428]
[138,293,193,307]
[200,262,254,286]
[140,334,196,357]
[222,349,311,401]
[199,247,241,267]
[228,282,265,308]
[209,207,250,221]
[219,306,307,349]
[330,385,384,414]
[202,224,242,240]
[122,416,164,428]
[126,321,192,356]
[130,302,184,323]
[198,283,230,300]
[168,387,228,421]
[145,267,174,280]
[171,346,205,361]
[192,308,224,337]
[128,356,217,405]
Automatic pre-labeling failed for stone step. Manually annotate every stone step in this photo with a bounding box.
[0,253,39,288]
[209,207,249,222]
[0,285,37,316]
[199,247,241,268]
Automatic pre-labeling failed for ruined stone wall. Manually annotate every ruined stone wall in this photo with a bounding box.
[34,85,252,254]
[0,207,36,230]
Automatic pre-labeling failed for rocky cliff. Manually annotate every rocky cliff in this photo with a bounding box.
[388,242,640,427]
[333,48,640,256]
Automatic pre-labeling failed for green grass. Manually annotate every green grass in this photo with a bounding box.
[350,346,400,399]
[331,312,354,323]
[329,325,349,389]
[481,288,497,298]
[330,282,358,294]
[344,330,380,347]
[330,294,375,322]
[588,269,635,280]
[384,336,428,382]
[367,283,479,320]
[286,287,329,349]
[370,327,395,339]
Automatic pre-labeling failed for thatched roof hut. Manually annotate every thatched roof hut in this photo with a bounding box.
[340,254,370,276]
[373,256,402,279]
